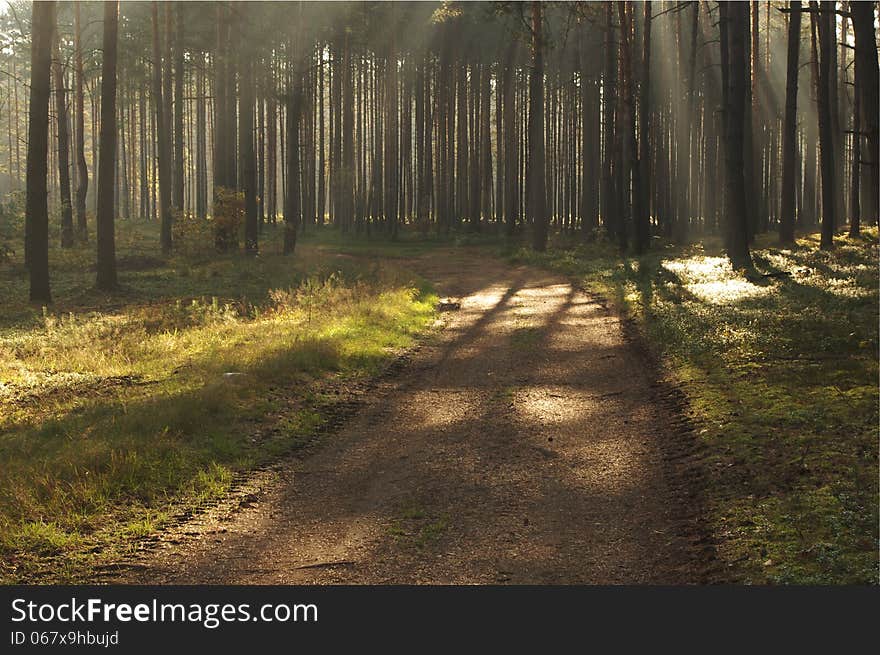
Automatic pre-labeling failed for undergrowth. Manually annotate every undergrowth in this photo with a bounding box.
[0,222,437,582]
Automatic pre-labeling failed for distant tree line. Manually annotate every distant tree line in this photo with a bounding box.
[6,0,878,302]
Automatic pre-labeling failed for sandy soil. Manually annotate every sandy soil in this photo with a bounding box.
[110,249,715,584]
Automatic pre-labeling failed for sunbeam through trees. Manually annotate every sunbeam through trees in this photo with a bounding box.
[0,0,877,590]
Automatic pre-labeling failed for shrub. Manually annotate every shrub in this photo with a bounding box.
[171,209,214,257]
[212,188,244,253]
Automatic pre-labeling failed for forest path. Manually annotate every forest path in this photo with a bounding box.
[113,248,711,584]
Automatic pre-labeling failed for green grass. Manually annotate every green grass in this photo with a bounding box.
[510,326,544,349]
[507,229,879,584]
[4,211,875,584]
[390,505,449,549]
[0,221,438,582]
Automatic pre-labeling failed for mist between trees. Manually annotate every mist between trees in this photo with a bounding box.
[4,0,878,302]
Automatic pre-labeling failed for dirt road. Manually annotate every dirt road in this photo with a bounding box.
[114,249,714,584]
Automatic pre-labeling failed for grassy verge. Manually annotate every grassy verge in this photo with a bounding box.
[0,223,437,582]
[507,229,878,584]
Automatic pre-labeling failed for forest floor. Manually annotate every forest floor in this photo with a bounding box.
[2,222,874,584]
[511,228,879,584]
[0,223,439,582]
[105,245,714,584]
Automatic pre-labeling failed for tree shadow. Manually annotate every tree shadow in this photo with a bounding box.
[114,265,708,584]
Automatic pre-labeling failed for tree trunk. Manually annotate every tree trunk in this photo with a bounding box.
[634,1,651,254]
[195,54,207,219]
[213,4,228,193]
[415,57,427,228]
[26,0,56,302]
[579,27,598,238]
[456,62,468,226]
[850,40,861,238]
[528,2,548,251]
[814,1,836,249]
[742,0,757,240]
[284,67,303,254]
[779,0,801,244]
[481,62,492,227]
[317,54,325,225]
[446,30,456,232]
[721,2,753,269]
[73,1,88,242]
[242,59,258,255]
[225,16,238,193]
[385,30,399,239]
[173,3,185,212]
[424,57,434,226]
[341,34,355,234]
[53,35,74,249]
[163,4,174,202]
[503,43,517,236]
[267,59,278,223]
[851,1,879,225]
[152,2,172,254]
[601,2,617,240]
[118,75,129,220]
[257,77,265,226]
[96,0,119,291]
[618,2,642,253]
[139,87,148,219]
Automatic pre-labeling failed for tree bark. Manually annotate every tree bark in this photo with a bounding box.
[284,66,303,254]
[26,0,56,302]
[481,61,493,227]
[173,3,185,212]
[721,2,753,268]
[96,0,119,290]
[850,39,861,238]
[528,2,548,251]
[139,87,148,219]
[503,42,517,236]
[195,54,207,219]
[317,53,325,225]
[601,2,617,240]
[814,1,836,249]
[851,1,879,225]
[779,0,801,244]
[73,1,88,242]
[385,28,399,239]
[618,2,642,253]
[213,4,228,193]
[152,2,172,254]
[742,0,757,240]
[53,34,74,249]
[635,1,652,254]
[242,59,258,255]
[456,62,469,225]
[341,34,355,233]
[267,59,278,223]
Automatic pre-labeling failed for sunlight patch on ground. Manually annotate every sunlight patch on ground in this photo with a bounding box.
[465,287,509,310]
[662,256,773,305]
[515,283,571,298]
[820,276,877,298]
[513,387,601,426]
[760,250,875,298]
[510,284,570,320]
[402,389,476,429]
